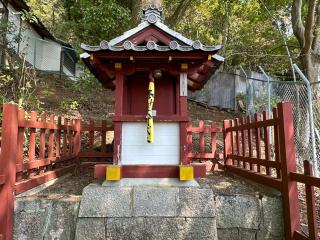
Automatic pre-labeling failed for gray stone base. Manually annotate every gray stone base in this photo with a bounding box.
[75,184,284,240]
[102,178,200,188]
[14,195,80,240]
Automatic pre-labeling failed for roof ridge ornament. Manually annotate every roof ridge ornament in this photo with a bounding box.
[141,4,165,24]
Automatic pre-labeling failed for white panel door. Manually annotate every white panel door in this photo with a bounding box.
[121,123,180,165]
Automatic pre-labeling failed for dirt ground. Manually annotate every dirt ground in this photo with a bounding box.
[32,168,270,197]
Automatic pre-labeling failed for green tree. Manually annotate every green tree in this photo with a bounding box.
[60,0,131,47]
[172,0,298,75]
[292,0,320,82]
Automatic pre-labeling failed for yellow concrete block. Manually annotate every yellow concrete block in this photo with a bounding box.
[179,166,194,181]
[106,165,121,181]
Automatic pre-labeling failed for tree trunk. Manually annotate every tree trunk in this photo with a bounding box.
[292,0,320,82]
[132,0,163,25]
[166,0,193,27]
[300,51,320,82]
[0,0,9,69]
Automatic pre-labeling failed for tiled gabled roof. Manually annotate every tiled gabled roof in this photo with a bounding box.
[81,5,224,56]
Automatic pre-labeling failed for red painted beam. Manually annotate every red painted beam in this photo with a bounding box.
[94,164,207,179]
[226,165,283,191]
[15,165,76,195]
[79,152,113,158]
[189,73,206,83]
[92,51,217,60]
[112,115,189,122]
[290,172,320,188]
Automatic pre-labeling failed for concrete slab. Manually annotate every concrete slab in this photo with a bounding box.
[102,178,200,187]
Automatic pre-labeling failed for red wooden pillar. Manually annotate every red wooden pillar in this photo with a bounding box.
[277,102,300,239]
[56,116,62,160]
[223,120,232,166]
[0,103,19,240]
[179,67,188,165]
[16,109,25,181]
[74,119,81,164]
[113,63,124,165]
[180,122,188,165]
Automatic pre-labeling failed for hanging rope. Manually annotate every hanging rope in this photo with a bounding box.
[147,73,155,143]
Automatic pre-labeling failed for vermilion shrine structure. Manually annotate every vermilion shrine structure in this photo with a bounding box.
[80,5,224,179]
[0,5,319,240]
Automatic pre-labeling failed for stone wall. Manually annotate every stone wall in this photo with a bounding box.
[14,195,80,240]
[75,184,284,240]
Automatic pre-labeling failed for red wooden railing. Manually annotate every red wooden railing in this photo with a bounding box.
[223,102,320,240]
[0,103,80,240]
[0,104,115,240]
[0,102,319,239]
[15,109,81,194]
[291,161,320,240]
[187,121,223,170]
[79,119,113,160]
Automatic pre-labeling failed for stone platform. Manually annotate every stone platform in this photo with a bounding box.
[13,172,284,240]
[75,180,284,240]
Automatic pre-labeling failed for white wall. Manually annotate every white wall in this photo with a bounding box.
[37,38,61,71]
[6,4,21,51]
[5,3,63,72]
[19,25,41,65]
[121,123,180,165]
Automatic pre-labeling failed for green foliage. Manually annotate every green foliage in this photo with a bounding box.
[236,91,281,114]
[59,98,79,111]
[0,10,43,111]
[25,0,301,77]
[57,0,131,47]
[170,0,298,75]
[73,72,101,93]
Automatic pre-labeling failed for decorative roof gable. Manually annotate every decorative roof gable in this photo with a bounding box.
[80,5,224,91]
[81,5,223,55]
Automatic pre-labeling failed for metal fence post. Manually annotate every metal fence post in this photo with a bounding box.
[259,66,273,144]
[240,66,252,116]
[293,64,318,177]
[258,66,272,117]
[33,37,37,69]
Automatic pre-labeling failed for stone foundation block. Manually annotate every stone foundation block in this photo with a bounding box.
[106,217,217,240]
[75,218,105,240]
[257,196,284,240]
[215,195,260,229]
[78,184,132,217]
[178,188,215,217]
[14,198,79,240]
[133,187,178,217]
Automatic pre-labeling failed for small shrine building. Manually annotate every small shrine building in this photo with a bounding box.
[80,5,224,180]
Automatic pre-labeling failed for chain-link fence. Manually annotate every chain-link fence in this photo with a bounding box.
[246,66,319,176]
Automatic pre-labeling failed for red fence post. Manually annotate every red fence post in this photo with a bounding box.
[223,120,232,166]
[0,103,19,240]
[74,119,81,163]
[303,160,318,240]
[277,102,300,239]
